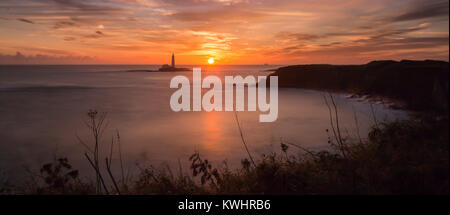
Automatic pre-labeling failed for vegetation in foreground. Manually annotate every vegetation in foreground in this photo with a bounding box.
[1,107,447,195]
[1,60,448,195]
[136,112,448,195]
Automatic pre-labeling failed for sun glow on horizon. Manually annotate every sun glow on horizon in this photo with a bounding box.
[0,0,447,65]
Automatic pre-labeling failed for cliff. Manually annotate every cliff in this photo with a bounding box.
[268,60,449,111]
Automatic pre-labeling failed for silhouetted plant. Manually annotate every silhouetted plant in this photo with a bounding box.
[35,157,94,194]
[23,108,449,195]
[189,152,221,187]
[77,109,125,195]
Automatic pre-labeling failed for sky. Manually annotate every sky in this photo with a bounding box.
[0,0,448,64]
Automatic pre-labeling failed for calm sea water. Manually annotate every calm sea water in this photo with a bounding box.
[0,65,407,181]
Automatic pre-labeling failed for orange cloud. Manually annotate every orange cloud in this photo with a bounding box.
[0,0,447,64]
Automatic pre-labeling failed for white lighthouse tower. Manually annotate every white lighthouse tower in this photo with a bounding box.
[171,53,175,68]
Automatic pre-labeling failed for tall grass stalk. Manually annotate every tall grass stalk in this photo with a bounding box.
[234,111,256,168]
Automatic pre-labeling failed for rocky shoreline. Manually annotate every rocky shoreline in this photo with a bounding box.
[344,92,407,110]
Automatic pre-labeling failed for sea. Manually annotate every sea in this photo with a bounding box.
[0,65,407,182]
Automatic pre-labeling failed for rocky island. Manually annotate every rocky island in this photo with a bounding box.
[127,53,191,72]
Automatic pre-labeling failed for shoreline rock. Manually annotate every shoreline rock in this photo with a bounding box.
[126,67,192,73]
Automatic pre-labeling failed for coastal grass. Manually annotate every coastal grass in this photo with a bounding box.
[5,111,447,195]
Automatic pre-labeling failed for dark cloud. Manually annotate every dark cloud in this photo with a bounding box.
[391,0,449,22]
[53,21,77,29]
[339,36,449,53]
[0,0,130,29]
[319,42,342,47]
[279,35,449,55]
[274,24,432,54]
[0,0,128,15]
[267,20,448,62]
[14,46,75,55]
[81,30,107,39]
[0,52,96,64]
[155,0,223,7]
[169,4,266,22]
[170,10,265,22]
[50,0,125,13]
[368,24,429,40]
[17,18,34,24]
[264,34,449,64]
[276,32,323,41]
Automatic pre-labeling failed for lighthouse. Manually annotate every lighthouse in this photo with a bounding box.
[159,53,189,71]
[171,53,175,68]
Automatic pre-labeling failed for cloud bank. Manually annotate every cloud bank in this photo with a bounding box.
[0,0,448,64]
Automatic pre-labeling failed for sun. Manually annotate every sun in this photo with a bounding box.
[208,57,214,64]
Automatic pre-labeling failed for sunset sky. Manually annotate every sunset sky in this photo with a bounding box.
[0,0,448,64]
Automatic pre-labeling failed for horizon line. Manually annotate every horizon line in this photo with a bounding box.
[0,59,448,66]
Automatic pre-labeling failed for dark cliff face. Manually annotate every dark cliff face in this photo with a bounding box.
[269,60,449,111]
